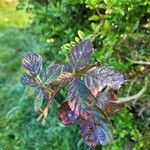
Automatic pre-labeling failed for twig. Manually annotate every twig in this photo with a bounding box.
[37,78,71,125]
[96,8,101,18]
[126,77,137,96]
[126,58,150,65]
[113,77,148,104]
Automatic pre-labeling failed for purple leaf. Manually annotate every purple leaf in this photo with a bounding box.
[63,64,73,73]
[96,92,121,115]
[58,101,77,125]
[84,66,125,97]
[32,87,44,112]
[22,52,42,77]
[21,74,38,87]
[43,64,63,84]
[80,109,113,147]
[69,39,93,71]
[67,79,94,119]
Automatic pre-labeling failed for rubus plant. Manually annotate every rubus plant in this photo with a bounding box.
[21,39,125,147]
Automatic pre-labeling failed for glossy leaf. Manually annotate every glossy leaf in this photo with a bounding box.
[43,64,63,84]
[84,66,125,97]
[22,52,42,77]
[67,79,94,119]
[58,101,77,125]
[69,39,93,71]
[80,109,113,147]
[96,92,121,115]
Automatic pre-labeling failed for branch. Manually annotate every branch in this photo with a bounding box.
[114,77,148,104]
[37,78,71,125]
[126,58,150,65]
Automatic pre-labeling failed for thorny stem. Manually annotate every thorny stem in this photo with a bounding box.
[114,77,148,104]
[37,78,72,125]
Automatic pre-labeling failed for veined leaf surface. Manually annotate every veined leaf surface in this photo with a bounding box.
[67,79,94,119]
[43,64,63,84]
[69,39,93,71]
[84,66,125,97]
[22,52,42,77]
[80,109,113,147]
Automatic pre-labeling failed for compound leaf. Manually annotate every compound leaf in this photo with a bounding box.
[84,66,125,97]
[58,101,77,125]
[43,64,63,84]
[96,92,121,115]
[80,109,113,147]
[22,52,42,77]
[67,79,94,119]
[69,39,93,71]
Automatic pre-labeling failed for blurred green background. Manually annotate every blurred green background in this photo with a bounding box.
[0,0,150,150]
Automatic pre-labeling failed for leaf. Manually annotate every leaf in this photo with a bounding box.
[80,109,113,147]
[88,15,99,21]
[78,30,85,39]
[43,64,63,84]
[22,52,42,77]
[58,101,77,125]
[32,87,44,112]
[95,92,121,115]
[21,74,38,87]
[69,39,93,71]
[67,79,94,119]
[84,66,125,97]
[63,63,73,73]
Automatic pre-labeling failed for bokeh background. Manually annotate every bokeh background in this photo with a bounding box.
[0,0,150,150]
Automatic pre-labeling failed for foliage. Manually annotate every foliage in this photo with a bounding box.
[21,40,125,147]
[0,0,150,149]
[0,0,30,28]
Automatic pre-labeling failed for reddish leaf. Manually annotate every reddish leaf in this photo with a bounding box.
[22,52,42,77]
[58,101,77,125]
[84,66,125,96]
[69,39,93,71]
[96,92,121,115]
[80,109,113,147]
[67,79,94,119]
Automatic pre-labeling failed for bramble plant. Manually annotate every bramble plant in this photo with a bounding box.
[21,39,125,147]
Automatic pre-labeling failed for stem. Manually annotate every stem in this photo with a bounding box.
[96,8,101,18]
[37,78,72,125]
[114,77,148,104]
[80,63,100,75]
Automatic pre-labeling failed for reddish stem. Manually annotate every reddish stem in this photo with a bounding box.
[37,78,72,125]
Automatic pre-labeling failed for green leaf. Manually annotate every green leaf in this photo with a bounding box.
[88,15,99,21]
[78,30,85,40]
